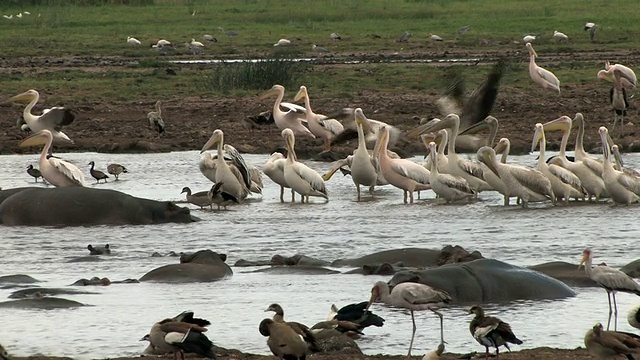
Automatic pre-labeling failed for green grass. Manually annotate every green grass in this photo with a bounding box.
[0,0,637,101]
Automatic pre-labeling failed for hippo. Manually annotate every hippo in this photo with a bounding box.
[0,274,40,284]
[436,245,484,265]
[0,187,37,205]
[388,259,576,304]
[344,262,407,275]
[621,259,640,278]
[248,266,340,275]
[0,187,199,226]
[331,247,481,268]
[9,287,97,299]
[0,297,87,309]
[528,261,596,287]
[271,254,331,267]
[140,249,232,283]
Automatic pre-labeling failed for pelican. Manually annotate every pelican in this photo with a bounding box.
[598,127,640,205]
[200,129,252,200]
[294,86,344,152]
[612,145,640,177]
[8,89,75,143]
[428,141,475,203]
[330,107,401,149]
[483,138,511,205]
[374,125,430,204]
[421,130,448,173]
[553,30,568,42]
[147,100,165,134]
[477,146,553,207]
[19,130,84,187]
[127,36,141,45]
[532,123,584,204]
[526,43,560,94]
[543,115,608,201]
[456,115,500,152]
[579,248,640,330]
[347,108,379,200]
[262,152,295,202]
[598,60,637,89]
[190,38,204,47]
[273,38,291,46]
[523,35,536,43]
[259,85,314,138]
[281,128,328,203]
[199,146,262,195]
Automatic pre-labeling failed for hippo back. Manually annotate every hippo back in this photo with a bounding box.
[141,249,233,283]
[0,187,38,205]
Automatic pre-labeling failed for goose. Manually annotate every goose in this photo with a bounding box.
[265,303,319,352]
[281,128,328,203]
[88,161,109,184]
[597,127,640,205]
[469,305,523,360]
[107,163,128,180]
[181,187,212,209]
[149,318,215,360]
[19,130,84,187]
[9,89,75,143]
[259,318,307,360]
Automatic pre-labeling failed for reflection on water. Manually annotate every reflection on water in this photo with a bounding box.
[1,151,639,359]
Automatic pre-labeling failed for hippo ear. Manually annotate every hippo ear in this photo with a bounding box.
[380,263,394,274]
[362,264,373,274]
[218,253,227,262]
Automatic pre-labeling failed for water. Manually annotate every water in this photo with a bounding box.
[1,151,639,358]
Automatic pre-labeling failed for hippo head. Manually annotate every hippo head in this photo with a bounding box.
[180,250,227,265]
[271,254,297,266]
[152,202,200,223]
[387,270,422,287]
[362,262,396,275]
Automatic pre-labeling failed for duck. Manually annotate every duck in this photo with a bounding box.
[265,303,319,352]
[87,244,110,255]
[584,322,640,359]
[469,305,523,360]
[88,161,109,183]
[259,318,307,360]
[181,187,212,209]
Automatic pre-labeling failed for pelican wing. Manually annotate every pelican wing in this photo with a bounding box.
[40,107,75,129]
[319,118,345,136]
[548,164,582,188]
[391,160,430,184]
[617,173,640,195]
[536,67,559,87]
[223,144,252,189]
[293,163,327,195]
[511,168,552,196]
[323,157,351,181]
[581,157,604,177]
[439,173,475,194]
[280,102,308,123]
[49,158,84,185]
[457,158,484,179]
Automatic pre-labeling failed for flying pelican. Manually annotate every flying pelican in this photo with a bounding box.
[348,108,381,200]
[598,127,640,205]
[477,146,553,207]
[526,43,560,94]
[8,89,75,143]
[281,128,328,203]
[147,100,165,134]
[330,107,402,149]
[273,38,291,46]
[584,322,640,359]
[612,145,640,177]
[543,115,608,201]
[262,152,295,202]
[19,130,84,187]
[579,248,640,330]
[375,125,431,204]
[522,35,536,43]
[428,141,475,203]
[553,30,568,42]
[294,85,344,152]
[200,129,252,200]
[584,22,598,42]
[532,123,584,204]
[456,115,500,152]
[367,281,450,358]
[469,305,523,360]
[127,36,141,45]
[259,85,314,138]
[190,38,204,47]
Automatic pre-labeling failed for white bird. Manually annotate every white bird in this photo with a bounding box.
[23,11,31,15]
[522,35,536,43]
[612,145,640,177]
[190,38,204,47]
[422,343,445,360]
[421,130,448,174]
[281,128,328,203]
[259,85,314,138]
[312,44,330,53]
[428,141,475,203]
[127,36,141,45]
[2,14,12,20]
[8,89,75,143]
[294,85,344,152]
[153,39,172,48]
[147,100,165,134]
[584,22,598,42]
[532,123,584,204]
[598,127,640,205]
[19,130,84,187]
[348,108,381,200]
[367,281,451,358]
[199,146,262,195]
[526,43,560,94]
[202,34,217,42]
[553,30,568,42]
[200,129,253,200]
[262,152,295,202]
[482,138,510,205]
[16,12,22,18]
[598,60,637,89]
[430,34,443,42]
[273,38,291,46]
[330,32,342,40]
[579,247,640,330]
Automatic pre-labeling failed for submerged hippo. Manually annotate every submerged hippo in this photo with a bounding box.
[0,297,87,309]
[140,249,232,283]
[0,187,199,226]
[528,261,596,287]
[331,246,482,268]
[344,262,407,275]
[621,259,640,278]
[9,287,97,299]
[389,258,576,304]
[0,274,40,284]
[0,187,37,205]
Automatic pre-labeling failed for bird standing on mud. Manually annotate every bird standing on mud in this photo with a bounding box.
[469,305,523,360]
[148,100,165,135]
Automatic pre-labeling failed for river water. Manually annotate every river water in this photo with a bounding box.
[1,150,639,359]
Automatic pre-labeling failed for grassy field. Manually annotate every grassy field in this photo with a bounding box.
[0,0,638,101]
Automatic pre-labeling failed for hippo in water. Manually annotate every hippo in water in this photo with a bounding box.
[140,249,232,283]
[388,258,576,304]
[331,246,482,268]
[0,187,199,226]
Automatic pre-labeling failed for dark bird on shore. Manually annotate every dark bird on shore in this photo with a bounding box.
[88,161,109,183]
[149,317,216,360]
[26,164,42,182]
[148,100,165,135]
[609,85,630,139]
[265,303,319,352]
[584,322,640,359]
[469,305,523,360]
[208,182,240,210]
[107,163,128,180]
[329,301,385,331]
[218,27,238,37]
[259,318,307,360]
[88,244,110,255]
[244,111,275,132]
[584,22,598,42]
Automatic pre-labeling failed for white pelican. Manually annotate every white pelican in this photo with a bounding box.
[532,123,584,204]
[483,138,511,205]
[190,38,204,47]
[430,34,443,42]
[153,39,171,48]
[428,141,475,203]
[543,115,608,201]
[477,146,553,207]
[598,60,637,88]
[19,130,84,187]
[127,36,141,45]
[262,152,295,202]
[147,100,165,134]
[200,129,252,200]
[522,35,536,43]
[9,89,75,143]
[273,38,291,46]
[579,248,640,330]
[598,127,640,205]
[423,343,445,360]
[294,86,344,152]
[374,126,430,204]
[259,85,314,138]
[348,108,379,200]
[411,114,491,195]
[330,107,401,149]
[281,129,328,202]
[421,130,448,173]
[526,43,560,94]
[553,30,568,42]
[612,145,640,177]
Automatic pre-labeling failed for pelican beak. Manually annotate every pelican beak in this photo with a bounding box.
[354,109,366,127]
[542,116,571,133]
[258,87,276,101]
[459,120,489,136]
[493,140,506,154]
[577,255,587,270]
[365,291,376,311]
[293,88,306,102]
[612,146,624,167]
[9,90,35,103]
[406,115,453,139]
[322,168,338,181]
[19,132,47,147]
[526,43,537,58]
[200,133,220,153]
[478,148,500,178]
[531,126,543,153]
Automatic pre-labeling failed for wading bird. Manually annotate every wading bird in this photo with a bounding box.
[598,127,640,205]
[200,130,252,201]
[526,43,560,94]
[281,128,328,203]
[273,38,291,46]
[107,163,127,180]
[428,141,475,203]
[26,164,43,182]
[8,89,75,143]
[19,130,84,187]
[262,152,295,202]
[259,85,314,138]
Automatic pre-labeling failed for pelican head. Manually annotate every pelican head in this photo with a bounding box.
[459,115,498,136]
[354,108,368,126]
[531,123,545,152]
[597,69,612,82]
[476,146,500,178]
[526,42,537,58]
[578,247,593,270]
[281,128,295,153]
[428,141,438,159]
[406,113,457,139]
[494,137,510,154]
[293,85,308,102]
[373,125,390,156]
[200,129,224,153]
[598,126,613,162]
[571,112,585,128]
[259,84,284,100]
[19,129,52,147]
[9,89,39,103]
[542,115,572,134]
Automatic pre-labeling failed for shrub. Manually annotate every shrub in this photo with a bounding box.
[201,58,308,93]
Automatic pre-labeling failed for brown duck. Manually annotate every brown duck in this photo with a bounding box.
[259,318,307,360]
[469,305,522,360]
[584,322,640,359]
[265,303,319,352]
